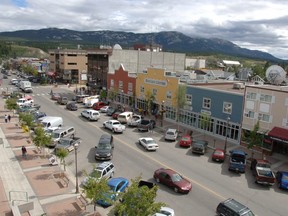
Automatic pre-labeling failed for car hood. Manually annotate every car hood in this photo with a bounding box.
[96,148,112,154]
[173,179,191,189]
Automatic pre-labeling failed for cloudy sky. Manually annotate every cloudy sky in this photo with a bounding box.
[1,0,288,59]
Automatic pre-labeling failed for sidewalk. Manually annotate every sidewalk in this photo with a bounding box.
[0,99,104,216]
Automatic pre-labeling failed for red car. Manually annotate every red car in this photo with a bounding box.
[212,148,225,162]
[153,168,192,193]
[179,135,192,147]
[112,111,121,119]
[92,102,109,110]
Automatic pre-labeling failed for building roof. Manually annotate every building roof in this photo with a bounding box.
[223,60,241,65]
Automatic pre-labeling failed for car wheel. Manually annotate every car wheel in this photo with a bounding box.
[174,187,179,193]
[156,178,160,183]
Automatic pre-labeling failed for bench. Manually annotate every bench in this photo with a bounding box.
[76,194,89,210]
[59,175,70,188]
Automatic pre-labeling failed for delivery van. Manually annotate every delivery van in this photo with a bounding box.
[39,116,63,130]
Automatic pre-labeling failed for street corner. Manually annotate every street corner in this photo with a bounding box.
[43,196,92,216]
[14,148,52,169]
[25,167,75,198]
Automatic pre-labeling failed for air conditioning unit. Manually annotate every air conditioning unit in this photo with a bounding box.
[233,82,245,89]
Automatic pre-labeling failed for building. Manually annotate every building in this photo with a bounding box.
[185,58,206,69]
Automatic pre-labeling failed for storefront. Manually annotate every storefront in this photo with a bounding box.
[266,127,288,155]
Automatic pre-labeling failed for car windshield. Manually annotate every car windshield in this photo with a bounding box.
[160,210,173,216]
[52,133,60,139]
[182,137,190,141]
[171,173,183,182]
[167,131,175,135]
[214,150,223,155]
[98,143,111,149]
[146,139,155,144]
[113,122,120,125]
[194,143,204,148]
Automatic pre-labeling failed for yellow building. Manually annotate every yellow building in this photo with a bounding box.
[136,67,179,111]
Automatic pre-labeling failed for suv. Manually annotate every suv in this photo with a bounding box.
[95,134,114,160]
[57,96,68,105]
[81,162,115,187]
[191,140,208,155]
[216,198,255,216]
[137,119,156,131]
[164,128,178,141]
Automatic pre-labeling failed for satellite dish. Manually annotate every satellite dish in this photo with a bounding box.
[265,65,286,85]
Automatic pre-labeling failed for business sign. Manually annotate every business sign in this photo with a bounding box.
[144,78,167,86]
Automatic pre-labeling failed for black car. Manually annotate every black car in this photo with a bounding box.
[66,102,78,111]
[95,134,114,160]
[137,119,156,132]
[191,140,208,155]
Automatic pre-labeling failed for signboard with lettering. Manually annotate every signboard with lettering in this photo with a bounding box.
[144,78,167,86]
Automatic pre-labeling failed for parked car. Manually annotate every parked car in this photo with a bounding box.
[103,120,126,133]
[179,134,192,147]
[127,114,142,127]
[107,107,117,116]
[92,101,109,110]
[276,171,288,189]
[138,137,159,151]
[95,134,114,160]
[100,106,110,113]
[154,168,192,193]
[57,96,68,105]
[229,150,247,173]
[112,111,121,119]
[153,207,175,216]
[137,119,156,132]
[55,137,81,153]
[96,177,129,207]
[212,148,225,162]
[191,140,208,155]
[66,102,78,111]
[81,109,100,121]
[164,128,178,141]
[250,159,276,186]
[51,93,61,101]
[81,162,115,187]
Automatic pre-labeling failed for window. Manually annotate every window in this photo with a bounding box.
[118,81,123,89]
[223,102,232,114]
[68,62,77,65]
[153,89,157,96]
[258,113,270,122]
[166,91,172,99]
[128,82,133,91]
[203,98,211,109]
[260,94,272,103]
[246,92,257,100]
[110,79,114,87]
[140,86,144,93]
[186,94,192,105]
[244,111,255,118]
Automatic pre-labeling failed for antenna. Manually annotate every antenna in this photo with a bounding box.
[265,65,286,85]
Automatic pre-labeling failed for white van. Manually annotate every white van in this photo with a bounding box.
[39,116,63,130]
[50,126,76,147]
[117,111,133,124]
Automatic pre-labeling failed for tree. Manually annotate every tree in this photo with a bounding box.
[199,113,211,140]
[5,98,18,115]
[18,112,36,139]
[32,127,52,155]
[175,84,187,132]
[55,148,69,172]
[114,176,165,216]
[145,90,155,115]
[247,121,264,159]
[107,88,118,102]
[82,177,111,214]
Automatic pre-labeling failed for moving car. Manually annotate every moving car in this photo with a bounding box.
[81,109,100,121]
[191,140,208,155]
[97,177,129,207]
[179,134,192,147]
[66,102,78,111]
[212,148,225,162]
[95,134,114,160]
[153,168,192,193]
[103,120,126,133]
[164,128,178,141]
[276,171,288,189]
[57,96,68,105]
[138,137,159,151]
[216,198,255,216]
[51,93,61,101]
[82,162,115,187]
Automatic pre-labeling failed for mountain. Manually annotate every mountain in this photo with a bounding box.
[0,28,283,62]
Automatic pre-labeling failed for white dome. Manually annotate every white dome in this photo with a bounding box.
[113,44,122,50]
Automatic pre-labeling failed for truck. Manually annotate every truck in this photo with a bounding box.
[19,80,33,93]
[250,159,276,186]
[228,150,247,173]
[55,137,81,153]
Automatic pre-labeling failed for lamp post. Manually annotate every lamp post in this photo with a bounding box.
[161,100,165,127]
[224,116,230,154]
[74,143,79,194]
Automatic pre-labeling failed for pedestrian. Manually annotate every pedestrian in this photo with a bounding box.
[8,114,11,122]
[21,146,27,159]
[4,114,8,123]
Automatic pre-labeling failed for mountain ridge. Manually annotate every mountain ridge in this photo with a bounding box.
[0,28,285,62]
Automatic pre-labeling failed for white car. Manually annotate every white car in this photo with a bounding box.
[164,128,178,141]
[81,109,100,121]
[127,114,142,127]
[103,120,125,133]
[16,96,34,107]
[138,137,159,151]
[153,207,175,216]
[100,106,110,113]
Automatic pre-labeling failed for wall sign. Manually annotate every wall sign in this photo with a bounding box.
[144,78,167,86]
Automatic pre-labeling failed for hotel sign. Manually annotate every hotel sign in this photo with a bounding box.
[144,78,167,86]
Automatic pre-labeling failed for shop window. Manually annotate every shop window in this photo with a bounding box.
[203,98,211,109]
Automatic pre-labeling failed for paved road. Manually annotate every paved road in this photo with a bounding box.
[4,79,287,216]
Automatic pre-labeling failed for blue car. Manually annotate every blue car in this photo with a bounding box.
[97,177,129,207]
[276,171,288,189]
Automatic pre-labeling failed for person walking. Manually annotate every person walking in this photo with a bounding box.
[8,114,11,122]
[21,146,27,159]
[4,114,8,123]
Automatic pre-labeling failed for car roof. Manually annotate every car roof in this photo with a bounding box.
[108,177,128,187]
[167,128,177,132]
[140,137,153,141]
[159,168,176,175]
[96,162,113,170]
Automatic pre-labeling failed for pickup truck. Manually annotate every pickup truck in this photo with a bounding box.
[250,159,276,186]
[127,114,143,127]
[103,120,125,133]
[55,137,81,153]
[228,150,247,173]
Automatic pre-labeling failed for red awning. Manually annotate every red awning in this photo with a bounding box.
[268,127,288,141]
[46,71,56,76]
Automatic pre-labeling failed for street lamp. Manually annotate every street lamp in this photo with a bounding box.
[224,116,230,154]
[161,100,165,127]
[74,143,79,194]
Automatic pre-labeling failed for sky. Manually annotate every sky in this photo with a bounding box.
[1,0,288,60]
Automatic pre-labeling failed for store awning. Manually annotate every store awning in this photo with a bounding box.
[46,71,56,76]
[268,127,288,142]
